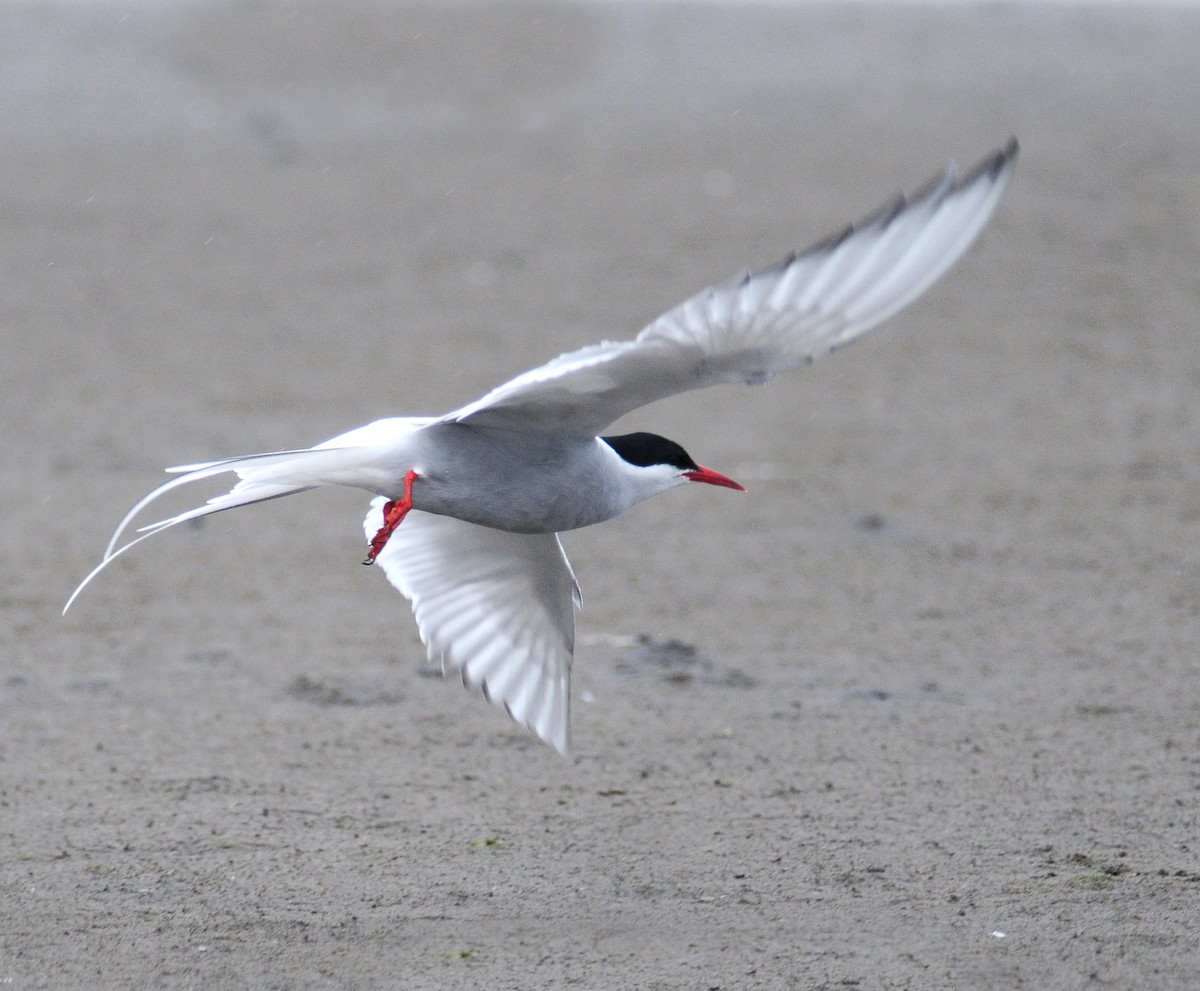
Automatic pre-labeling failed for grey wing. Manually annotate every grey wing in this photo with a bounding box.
[446,140,1017,437]
[365,499,581,755]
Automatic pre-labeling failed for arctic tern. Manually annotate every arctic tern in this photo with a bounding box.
[66,140,1018,754]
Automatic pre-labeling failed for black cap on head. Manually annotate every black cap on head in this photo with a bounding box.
[601,432,698,471]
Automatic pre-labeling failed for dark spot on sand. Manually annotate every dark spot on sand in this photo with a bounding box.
[615,635,758,688]
[287,674,405,707]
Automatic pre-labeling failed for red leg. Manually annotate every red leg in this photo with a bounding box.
[363,469,420,565]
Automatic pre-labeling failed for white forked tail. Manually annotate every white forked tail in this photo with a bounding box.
[64,417,429,615]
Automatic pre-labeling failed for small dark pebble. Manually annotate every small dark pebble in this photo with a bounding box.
[847,687,892,702]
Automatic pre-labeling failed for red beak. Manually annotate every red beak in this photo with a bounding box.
[684,465,746,491]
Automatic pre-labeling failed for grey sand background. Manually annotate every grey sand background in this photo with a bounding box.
[3,3,1198,988]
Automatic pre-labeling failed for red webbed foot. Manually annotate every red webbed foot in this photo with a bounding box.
[363,469,420,565]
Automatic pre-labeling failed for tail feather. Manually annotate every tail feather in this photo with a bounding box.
[104,449,321,558]
[66,417,432,615]
[66,445,380,616]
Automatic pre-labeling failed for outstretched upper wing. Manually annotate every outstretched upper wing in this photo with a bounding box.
[366,499,581,755]
[445,140,1017,437]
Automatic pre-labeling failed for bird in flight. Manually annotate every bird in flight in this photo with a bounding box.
[66,140,1018,754]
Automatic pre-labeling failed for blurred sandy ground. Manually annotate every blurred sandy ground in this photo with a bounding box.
[2,2,1198,989]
